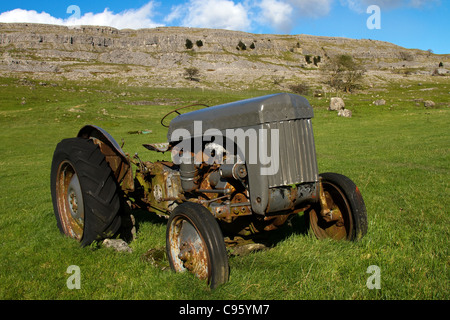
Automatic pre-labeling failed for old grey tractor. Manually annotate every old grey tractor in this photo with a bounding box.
[50,93,367,289]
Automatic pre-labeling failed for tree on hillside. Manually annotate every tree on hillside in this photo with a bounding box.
[184,67,200,81]
[324,54,366,93]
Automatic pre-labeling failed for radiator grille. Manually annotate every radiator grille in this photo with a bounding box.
[264,119,319,188]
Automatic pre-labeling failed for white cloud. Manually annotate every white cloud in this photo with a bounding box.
[340,0,364,12]
[177,0,251,31]
[167,0,333,33]
[74,2,162,29]
[0,9,65,25]
[288,0,333,18]
[254,0,332,33]
[257,0,293,32]
[164,4,184,23]
[0,1,162,29]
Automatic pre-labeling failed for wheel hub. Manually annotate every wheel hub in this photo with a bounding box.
[67,173,84,225]
[56,161,85,240]
[170,219,209,280]
[309,179,351,240]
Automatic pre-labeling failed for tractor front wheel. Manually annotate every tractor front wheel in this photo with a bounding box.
[166,202,229,289]
[306,172,368,241]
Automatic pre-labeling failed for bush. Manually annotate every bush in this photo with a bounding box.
[236,41,246,51]
[313,56,321,66]
[185,39,193,50]
[289,83,310,95]
[196,40,203,47]
[399,51,414,61]
[272,76,284,86]
[305,55,312,64]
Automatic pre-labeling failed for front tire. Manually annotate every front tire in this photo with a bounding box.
[166,202,229,289]
[50,137,122,247]
[306,172,368,241]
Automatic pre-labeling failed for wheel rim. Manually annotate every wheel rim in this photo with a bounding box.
[309,181,353,240]
[55,161,85,241]
[168,215,210,281]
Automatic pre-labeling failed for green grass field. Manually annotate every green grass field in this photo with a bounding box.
[0,76,448,300]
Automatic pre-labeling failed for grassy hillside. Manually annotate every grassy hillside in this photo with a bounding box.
[0,76,448,300]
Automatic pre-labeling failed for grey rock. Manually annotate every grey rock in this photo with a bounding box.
[338,109,352,118]
[434,68,449,75]
[102,239,132,253]
[329,97,345,111]
[373,99,386,106]
[424,100,435,108]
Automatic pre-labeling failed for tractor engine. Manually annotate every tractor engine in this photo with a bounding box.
[133,93,321,240]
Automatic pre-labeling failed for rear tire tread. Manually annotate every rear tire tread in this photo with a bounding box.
[51,137,122,246]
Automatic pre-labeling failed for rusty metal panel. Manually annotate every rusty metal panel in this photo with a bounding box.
[265,118,319,187]
[77,125,134,191]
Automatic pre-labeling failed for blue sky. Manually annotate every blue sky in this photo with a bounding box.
[0,0,448,54]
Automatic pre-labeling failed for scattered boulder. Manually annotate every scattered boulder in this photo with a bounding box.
[102,239,133,253]
[338,109,352,118]
[329,97,345,111]
[373,99,386,106]
[424,100,435,108]
[328,97,352,117]
[433,68,450,76]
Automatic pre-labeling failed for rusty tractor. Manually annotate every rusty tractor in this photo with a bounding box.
[50,93,368,289]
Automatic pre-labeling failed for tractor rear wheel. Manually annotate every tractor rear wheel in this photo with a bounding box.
[306,172,368,241]
[50,137,122,247]
[166,202,229,289]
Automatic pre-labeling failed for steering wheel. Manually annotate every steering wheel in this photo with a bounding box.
[160,103,210,128]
